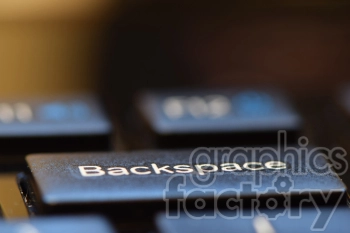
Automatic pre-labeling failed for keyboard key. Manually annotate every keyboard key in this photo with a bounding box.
[0,215,117,233]
[23,148,346,219]
[0,94,112,156]
[156,206,350,233]
[136,89,301,148]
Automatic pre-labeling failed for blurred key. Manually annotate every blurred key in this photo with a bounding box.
[156,206,350,233]
[0,94,112,158]
[23,148,346,220]
[136,89,301,148]
[0,216,117,233]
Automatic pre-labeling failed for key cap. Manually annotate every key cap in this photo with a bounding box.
[23,148,346,220]
[0,94,112,158]
[136,88,301,148]
[0,215,117,233]
[156,206,350,233]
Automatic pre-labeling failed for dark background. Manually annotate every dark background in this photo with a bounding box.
[102,0,350,105]
[1,1,349,100]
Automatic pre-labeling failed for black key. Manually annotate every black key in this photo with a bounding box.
[23,148,346,220]
[0,94,112,157]
[156,206,350,233]
[136,88,301,148]
[0,215,117,233]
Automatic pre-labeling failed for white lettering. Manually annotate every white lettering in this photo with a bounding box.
[107,167,129,176]
[151,164,174,174]
[174,165,193,173]
[77,161,287,177]
[130,166,151,175]
[265,161,287,170]
[221,163,242,171]
[243,162,264,171]
[79,166,105,177]
[195,164,218,175]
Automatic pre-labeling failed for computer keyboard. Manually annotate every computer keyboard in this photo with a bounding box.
[0,88,349,233]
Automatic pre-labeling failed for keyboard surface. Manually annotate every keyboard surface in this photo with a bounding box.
[1,88,350,233]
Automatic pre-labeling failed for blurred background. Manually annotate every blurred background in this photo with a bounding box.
[0,0,350,100]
